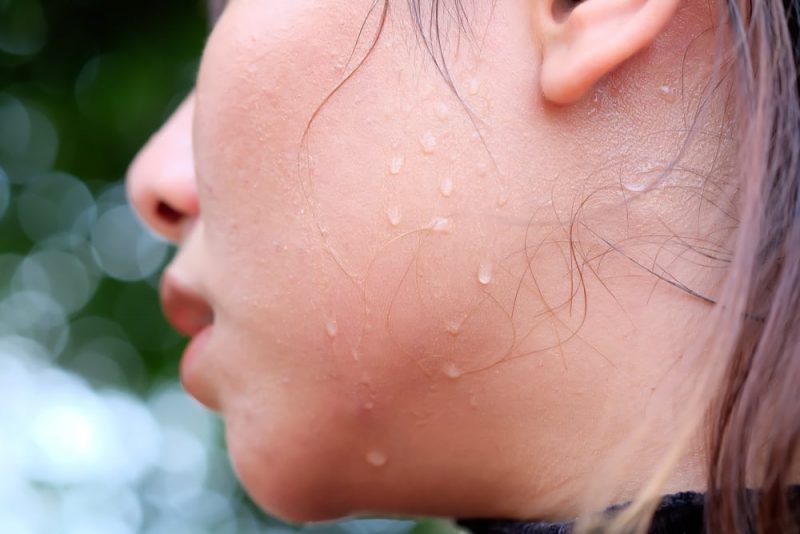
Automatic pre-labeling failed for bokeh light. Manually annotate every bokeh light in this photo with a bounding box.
[91,204,169,282]
[0,166,9,220]
[0,95,58,180]
[0,0,46,57]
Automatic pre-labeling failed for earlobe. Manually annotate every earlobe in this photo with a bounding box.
[533,0,682,105]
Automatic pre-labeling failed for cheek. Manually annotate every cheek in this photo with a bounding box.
[195,0,523,375]
[191,0,579,509]
[222,382,359,522]
[194,0,377,230]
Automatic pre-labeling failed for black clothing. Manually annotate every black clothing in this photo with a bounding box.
[457,488,800,533]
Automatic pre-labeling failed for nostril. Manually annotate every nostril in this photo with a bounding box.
[156,201,183,224]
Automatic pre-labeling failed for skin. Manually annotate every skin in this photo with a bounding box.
[127,0,737,524]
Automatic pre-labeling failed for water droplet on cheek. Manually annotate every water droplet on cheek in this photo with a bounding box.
[445,320,462,336]
[623,180,648,193]
[420,132,437,154]
[430,216,450,233]
[326,319,338,337]
[658,85,676,103]
[435,102,450,120]
[478,260,493,285]
[440,176,453,197]
[389,155,405,175]
[496,187,510,207]
[366,450,388,467]
[587,90,602,116]
[468,78,481,95]
[387,206,402,227]
[443,361,463,379]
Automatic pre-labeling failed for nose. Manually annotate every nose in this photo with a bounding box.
[127,94,199,243]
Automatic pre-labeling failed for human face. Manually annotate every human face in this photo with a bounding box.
[127,0,730,523]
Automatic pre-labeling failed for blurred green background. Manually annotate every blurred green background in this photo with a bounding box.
[0,0,459,532]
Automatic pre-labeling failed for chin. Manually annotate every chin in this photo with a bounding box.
[223,407,366,524]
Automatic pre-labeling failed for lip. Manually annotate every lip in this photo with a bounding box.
[180,323,214,404]
[160,270,217,408]
[160,270,214,337]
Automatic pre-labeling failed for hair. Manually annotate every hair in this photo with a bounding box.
[703,0,800,531]
[304,0,800,531]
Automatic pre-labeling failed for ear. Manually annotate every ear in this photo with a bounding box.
[533,0,682,105]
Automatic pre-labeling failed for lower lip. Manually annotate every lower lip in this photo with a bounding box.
[180,325,213,400]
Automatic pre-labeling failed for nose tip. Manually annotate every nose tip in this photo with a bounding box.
[127,95,198,243]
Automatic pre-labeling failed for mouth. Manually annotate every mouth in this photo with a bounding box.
[160,270,214,336]
[159,270,217,408]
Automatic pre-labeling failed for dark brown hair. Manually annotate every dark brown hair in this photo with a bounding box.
[706,0,800,532]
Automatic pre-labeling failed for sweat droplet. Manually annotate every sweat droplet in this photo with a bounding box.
[366,450,388,467]
[435,102,449,120]
[478,260,493,285]
[430,216,450,233]
[420,132,437,154]
[387,206,402,226]
[658,85,676,103]
[468,78,481,95]
[443,361,463,379]
[389,155,404,175]
[496,187,510,207]
[326,319,338,337]
[587,90,602,116]
[440,176,453,197]
[445,320,462,335]
[623,180,648,193]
